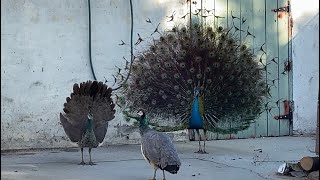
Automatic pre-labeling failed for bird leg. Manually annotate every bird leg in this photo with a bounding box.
[162,170,166,180]
[149,168,157,180]
[194,129,203,153]
[88,148,96,165]
[78,148,86,165]
[202,129,208,154]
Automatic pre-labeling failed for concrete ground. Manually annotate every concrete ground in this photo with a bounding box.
[1,136,318,180]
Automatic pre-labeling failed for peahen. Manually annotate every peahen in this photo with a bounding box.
[117,23,267,153]
[124,109,181,180]
[60,80,116,165]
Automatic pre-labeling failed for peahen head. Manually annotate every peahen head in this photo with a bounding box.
[85,107,94,129]
[87,112,93,120]
[137,109,148,128]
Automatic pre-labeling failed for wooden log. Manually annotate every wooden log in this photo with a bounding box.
[300,156,319,172]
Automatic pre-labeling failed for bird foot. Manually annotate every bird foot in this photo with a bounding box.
[88,161,96,166]
[148,178,156,180]
[78,161,86,165]
[202,151,208,154]
[194,150,203,154]
[194,150,208,154]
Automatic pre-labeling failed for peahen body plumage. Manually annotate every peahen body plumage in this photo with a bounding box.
[60,80,116,165]
[125,110,181,180]
[118,23,266,153]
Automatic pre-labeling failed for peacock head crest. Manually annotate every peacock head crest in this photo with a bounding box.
[194,87,202,97]
[87,106,93,120]
[137,109,144,116]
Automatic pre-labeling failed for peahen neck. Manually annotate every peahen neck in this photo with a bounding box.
[139,114,150,135]
[189,95,204,129]
[85,118,94,131]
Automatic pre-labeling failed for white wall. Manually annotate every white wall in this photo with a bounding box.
[291,0,319,134]
[1,0,187,150]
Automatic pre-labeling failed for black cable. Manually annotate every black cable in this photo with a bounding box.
[112,0,134,91]
[88,0,97,81]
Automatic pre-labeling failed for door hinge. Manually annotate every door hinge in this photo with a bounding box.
[272,5,290,13]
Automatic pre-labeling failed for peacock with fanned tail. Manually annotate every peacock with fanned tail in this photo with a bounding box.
[117,22,267,153]
[60,80,116,165]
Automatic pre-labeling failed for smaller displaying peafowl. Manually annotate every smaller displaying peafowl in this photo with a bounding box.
[60,80,116,165]
[124,109,181,180]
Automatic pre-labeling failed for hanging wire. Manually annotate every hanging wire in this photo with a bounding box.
[112,0,134,91]
[88,0,97,80]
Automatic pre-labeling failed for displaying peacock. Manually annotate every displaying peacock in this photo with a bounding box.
[124,109,181,180]
[116,20,267,153]
[60,80,116,165]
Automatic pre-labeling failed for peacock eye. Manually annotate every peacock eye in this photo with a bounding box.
[161,73,167,79]
[217,26,223,32]
[195,56,202,62]
[181,27,187,33]
[196,74,202,79]
[189,67,195,73]
[180,62,186,68]
[173,40,178,45]
[160,36,165,42]
[228,39,234,45]
[174,85,179,90]
[150,46,156,52]
[139,80,145,86]
[207,27,213,33]
[181,50,187,56]
[174,73,180,79]
[220,34,226,40]
[187,79,193,84]
[241,45,247,51]
[167,34,174,41]
[209,52,214,58]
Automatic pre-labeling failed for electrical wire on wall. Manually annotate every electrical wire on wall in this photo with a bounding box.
[88,0,97,81]
[87,0,134,91]
[112,0,134,91]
